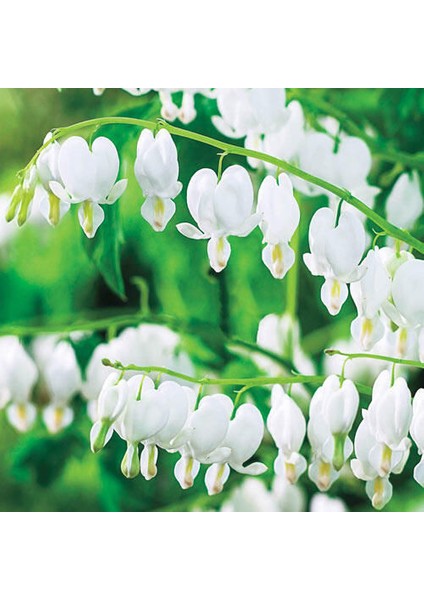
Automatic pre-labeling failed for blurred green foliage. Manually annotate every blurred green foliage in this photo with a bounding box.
[1,88,424,512]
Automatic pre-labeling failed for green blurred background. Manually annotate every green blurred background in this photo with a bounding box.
[1,88,424,511]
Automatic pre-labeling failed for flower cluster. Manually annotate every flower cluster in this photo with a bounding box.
[0,335,81,433]
[91,373,267,495]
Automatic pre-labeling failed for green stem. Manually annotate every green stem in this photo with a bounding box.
[20,116,424,255]
[290,90,424,172]
[286,223,300,319]
[102,358,372,396]
[325,348,424,370]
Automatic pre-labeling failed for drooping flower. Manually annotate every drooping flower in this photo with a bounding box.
[410,389,424,486]
[177,166,260,272]
[297,133,379,211]
[308,375,359,481]
[303,207,366,315]
[139,381,196,480]
[365,370,412,470]
[114,375,170,479]
[386,171,423,230]
[262,101,306,168]
[351,370,411,509]
[391,259,424,328]
[6,166,38,226]
[36,133,70,226]
[266,385,307,484]
[205,403,266,495]
[351,417,396,510]
[350,248,391,350]
[134,129,182,231]
[257,173,300,279]
[212,88,288,139]
[32,336,82,434]
[174,394,233,490]
[90,373,128,453]
[0,336,38,432]
[51,136,127,237]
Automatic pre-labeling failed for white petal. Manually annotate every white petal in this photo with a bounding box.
[141,197,175,232]
[207,236,231,272]
[78,201,105,238]
[104,179,127,204]
[91,137,120,202]
[176,222,208,239]
[320,278,348,315]
[262,242,295,279]
[58,136,96,201]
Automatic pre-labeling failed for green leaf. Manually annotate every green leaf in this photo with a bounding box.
[84,202,126,300]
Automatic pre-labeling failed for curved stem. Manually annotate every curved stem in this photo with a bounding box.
[325,348,424,370]
[102,358,372,396]
[20,116,424,255]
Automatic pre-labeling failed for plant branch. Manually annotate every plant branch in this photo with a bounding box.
[325,348,424,370]
[102,358,372,396]
[19,116,424,254]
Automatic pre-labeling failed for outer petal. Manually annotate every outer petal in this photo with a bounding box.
[213,166,254,232]
[91,137,120,202]
[58,136,96,201]
[186,168,218,233]
[325,211,366,280]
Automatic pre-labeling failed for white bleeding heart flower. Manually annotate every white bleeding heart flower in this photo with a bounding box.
[32,336,82,434]
[350,415,406,510]
[410,389,424,486]
[350,248,391,350]
[177,165,260,272]
[139,381,196,481]
[134,129,182,232]
[212,88,288,139]
[386,171,423,230]
[303,207,366,315]
[297,133,378,206]
[392,259,424,328]
[309,375,358,474]
[174,394,233,490]
[262,101,306,169]
[257,173,300,279]
[367,370,412,450]
[36,133,71,226]
[266,385,306,484]
[90,373,128,453]
[0,336,38,432]
[114,375,170,479]
[52,136,127,238]
[350,370,412,510]
[205,403,266,495]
